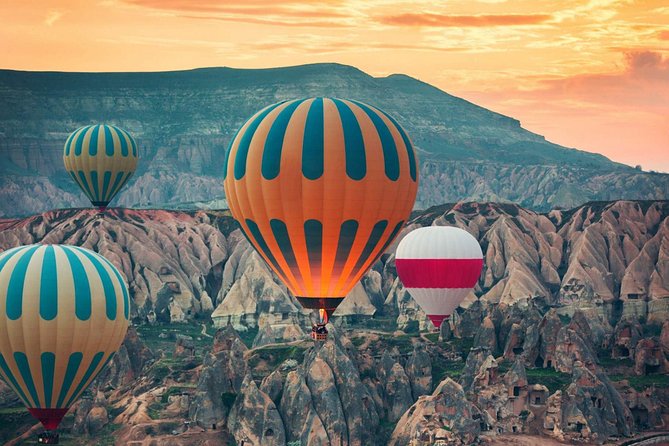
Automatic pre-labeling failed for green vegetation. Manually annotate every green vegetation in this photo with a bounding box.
[526,368,571,394]
[221,392,237,409]
[642,324,662,338]
[423,332,440,343]
[350,315,398,332]
[147,401,164,420]
[161,384,196,404]
[383,333,420,355]
[350,336,367,347]
[238,326,260,349]
[609,373,669,391]
[432,358,465,385]
[247,344,307,372]
[136,321,216,359]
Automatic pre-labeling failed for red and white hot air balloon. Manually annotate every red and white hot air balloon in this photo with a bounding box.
[395,226,483,329]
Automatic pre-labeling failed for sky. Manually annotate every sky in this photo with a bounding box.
[2,0,668,172]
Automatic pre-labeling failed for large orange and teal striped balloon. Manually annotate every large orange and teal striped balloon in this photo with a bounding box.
[63,124,138,211]
[223,98,419,317]
[0,244,130,431]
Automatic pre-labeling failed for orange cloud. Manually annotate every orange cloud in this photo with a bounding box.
[658,30,669,40]
[462,51,669,171]
[123,0,350,27]
[379,13,552,27]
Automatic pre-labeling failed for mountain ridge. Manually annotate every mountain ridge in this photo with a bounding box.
[1,63,667,217]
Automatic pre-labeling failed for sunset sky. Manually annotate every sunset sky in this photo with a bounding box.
[2,0,668,171]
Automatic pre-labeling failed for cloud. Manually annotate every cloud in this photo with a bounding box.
[45,11,63,26]
[120,0,351,27]
[378,13,552,27]
[657,30,669,40]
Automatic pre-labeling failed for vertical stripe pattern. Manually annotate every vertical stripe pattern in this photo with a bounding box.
[0,244,130,429]
[223,98,419,311]
[63,124,139,209]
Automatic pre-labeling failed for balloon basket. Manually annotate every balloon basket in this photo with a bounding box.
[38,431,60,444]
[311,323,328,342]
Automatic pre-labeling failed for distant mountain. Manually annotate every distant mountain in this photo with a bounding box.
[1,63,667,217]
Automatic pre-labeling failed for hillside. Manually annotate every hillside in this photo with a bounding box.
[1,64,668,217]
[1,200,668,445]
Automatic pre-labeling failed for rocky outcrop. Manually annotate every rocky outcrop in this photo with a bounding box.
[473,316,498,355]
[227,374,286,446]
[405,346,432,400]
[279,369,329,446]
[72,392,109,436]
[544,362,634,443]
[388,378,483,446]
[612,318,643,359]
[633,338,669,376]
[212,242,302,331]
[0,208,227,322]
[552,325,598,374]
[96,326,155,389]
[291,337,380,446]
[189,325,248,429]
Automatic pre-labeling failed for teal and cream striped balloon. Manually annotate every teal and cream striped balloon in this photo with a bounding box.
[0,244,130,431]
[63,124,138,211]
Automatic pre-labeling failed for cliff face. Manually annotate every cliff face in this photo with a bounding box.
[1,65,668,217]
[1,201,669,445]
[1,200,667,328]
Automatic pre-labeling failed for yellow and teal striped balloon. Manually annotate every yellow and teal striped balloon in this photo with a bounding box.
[0,244,130,431]
[63,124,138,211]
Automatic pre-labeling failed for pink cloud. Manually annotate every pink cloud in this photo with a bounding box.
[379,13,552,27]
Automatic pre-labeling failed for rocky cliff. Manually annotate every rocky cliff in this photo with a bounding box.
[2,65,668,218]
[1,200,669,444]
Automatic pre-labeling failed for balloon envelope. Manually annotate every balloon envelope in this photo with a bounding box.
[395,226,483,328]
[223,97,418,317]
[63,124,138,211]
[0,244,130,430]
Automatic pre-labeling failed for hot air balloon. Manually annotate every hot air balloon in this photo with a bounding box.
[0,244,130,441]
[223,97,418,339]
[395,226,483,329]
[63,124,138,212]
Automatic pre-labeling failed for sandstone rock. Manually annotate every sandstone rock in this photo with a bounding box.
[279,369,329,446]
[612,318,643,359]
[615,381,664,430]
[212,248,301,331]
[227,374,286,446]
[334,281,377,319]
[0,209,229,322]
[388,378,483,446]
[303,337,381,445]
[558,363,634,441]
[385,363,414,422]
[189,325,248,429]
[252,315,307,348]
[553,326,598,374]
[305,357,347,446]
[473,316,498,355]
[96,326,155,389]
[661,321,669,356]
[72,393,109,436]
[405,345,432,400]
[634,338,669,376]
[460,347,494,391]
[439,319,453,341]
[259,370,283,406]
